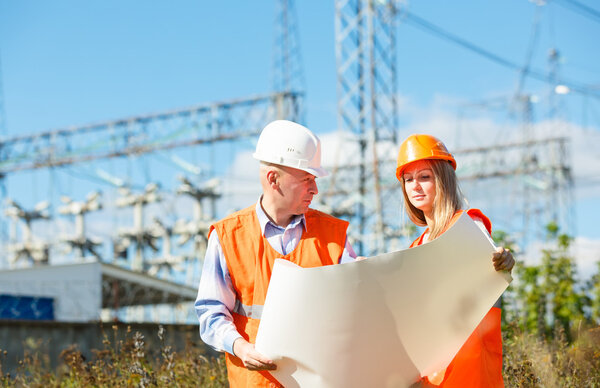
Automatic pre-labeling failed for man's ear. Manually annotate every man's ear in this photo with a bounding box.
[266,169,279,188]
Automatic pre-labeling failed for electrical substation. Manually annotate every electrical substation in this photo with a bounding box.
[0,0,589,327]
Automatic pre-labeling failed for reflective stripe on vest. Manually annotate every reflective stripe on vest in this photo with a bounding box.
[233,299,263,320]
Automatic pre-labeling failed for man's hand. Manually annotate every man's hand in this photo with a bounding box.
[492,246,515,273]
[233,338,277,371]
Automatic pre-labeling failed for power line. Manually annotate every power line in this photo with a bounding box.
[402,11,600,100]
[403,12,521,72]
[554,0,600,24]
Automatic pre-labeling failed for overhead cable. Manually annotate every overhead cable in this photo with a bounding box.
[403,12,521,72]
[402,11,600,100]
[554,0,600,24]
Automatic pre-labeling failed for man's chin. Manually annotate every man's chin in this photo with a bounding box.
[297,204,311,214]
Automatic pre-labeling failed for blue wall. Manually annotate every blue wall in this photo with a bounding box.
[0,294,55,320]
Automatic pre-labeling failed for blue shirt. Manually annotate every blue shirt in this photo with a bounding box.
[194,200,357,355]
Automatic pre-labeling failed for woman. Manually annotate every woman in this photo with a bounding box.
[396,134,515,388]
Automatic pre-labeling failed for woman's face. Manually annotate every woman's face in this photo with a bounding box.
[403,159,436,216]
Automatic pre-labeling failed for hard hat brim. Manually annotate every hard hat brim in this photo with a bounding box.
[302,166,329,178]
[396,156,456,181]
[253,153,329,178]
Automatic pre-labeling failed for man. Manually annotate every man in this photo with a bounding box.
[195,120,357,387]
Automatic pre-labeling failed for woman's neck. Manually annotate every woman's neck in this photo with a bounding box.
[424,211,434,230]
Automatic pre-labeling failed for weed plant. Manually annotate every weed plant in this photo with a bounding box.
[503,324,600,387]
[1,324,599,387]
[0,325,228,388]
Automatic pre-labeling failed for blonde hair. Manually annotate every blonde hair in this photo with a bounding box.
[400,159,464,240]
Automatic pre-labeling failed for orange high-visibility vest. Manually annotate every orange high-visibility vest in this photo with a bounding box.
[210,205,349,388]
[411,209,504,388]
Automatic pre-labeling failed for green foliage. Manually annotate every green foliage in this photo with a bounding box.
[591,260,600,325]
[493,230,519,327]
[513,264,547,337]
[505,222,592,342]
[539,223,588,341]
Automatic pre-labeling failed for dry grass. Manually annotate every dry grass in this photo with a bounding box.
[0,325,228,388]
[503,325,600,387]
[1,324,599,387]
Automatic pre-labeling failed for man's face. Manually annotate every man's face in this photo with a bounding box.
[277,166,319,215]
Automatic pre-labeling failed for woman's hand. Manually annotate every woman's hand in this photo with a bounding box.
[492,246,515,273]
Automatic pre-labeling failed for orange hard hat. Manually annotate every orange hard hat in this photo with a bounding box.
[396,134,456,181]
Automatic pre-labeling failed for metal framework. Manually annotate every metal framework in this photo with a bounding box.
[0,91,301,175]
[4,199,51,265]
[458,136,574,246]
[0,4,308,323]
[334,0,399,255]
[318,137,574,251]
[273,0,305,100]
[58,191,103,260]
[0,53,6,138]
[101,262,197,308]
[0,91,301,272]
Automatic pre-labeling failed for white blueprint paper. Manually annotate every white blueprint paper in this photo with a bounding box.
[255,213,512,388]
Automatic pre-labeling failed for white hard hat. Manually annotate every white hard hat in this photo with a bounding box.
[253,120,328,177]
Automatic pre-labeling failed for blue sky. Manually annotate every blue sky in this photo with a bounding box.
[0,1,599,270]
[2,1,596,134]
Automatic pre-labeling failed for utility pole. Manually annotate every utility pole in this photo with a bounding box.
[58,191,103,260]
[115,183,162,271]
[4,199,50,266]
[174,176,220,284]
[146,218,184,277]
[143,177,220,280]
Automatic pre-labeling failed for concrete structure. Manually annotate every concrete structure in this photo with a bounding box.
[0,261,197,322]
[0,320,217,376]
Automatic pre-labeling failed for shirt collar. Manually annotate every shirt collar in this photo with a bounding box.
[255,197,307,235]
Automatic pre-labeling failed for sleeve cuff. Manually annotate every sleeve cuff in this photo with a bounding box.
[224,330,243,356]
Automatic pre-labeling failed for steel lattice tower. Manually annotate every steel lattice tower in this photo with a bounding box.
[334,0,399,255]
[273,0,306,123]
[0,52,6,138]
[0,52,8,267]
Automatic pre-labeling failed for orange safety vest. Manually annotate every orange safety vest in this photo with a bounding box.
[210,205,349,388]
[411,209,504,388]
